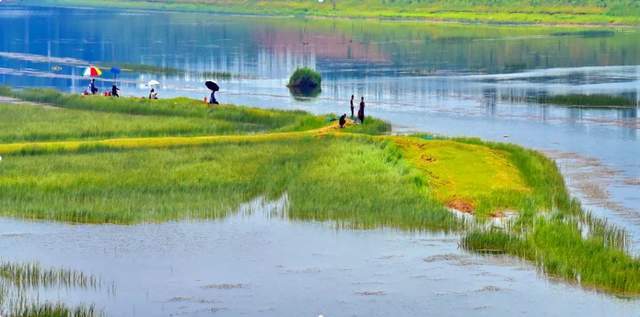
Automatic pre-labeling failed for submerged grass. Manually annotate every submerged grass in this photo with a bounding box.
[0,262,98,290]
[0,262,102,317]
[461,217,640,295]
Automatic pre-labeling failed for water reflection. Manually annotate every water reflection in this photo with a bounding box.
[1,205,640,316]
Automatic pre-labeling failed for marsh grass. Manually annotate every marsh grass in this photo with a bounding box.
[0,262,102,317]
[0,138,458,230]
[98,62,235,79]
[461,217,640,295]
[8,302,99,317]
[0,88,329,142]
[0,262,98,290]
[2,86,640,295]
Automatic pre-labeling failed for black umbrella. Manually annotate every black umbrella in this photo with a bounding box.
[205,81,219,92]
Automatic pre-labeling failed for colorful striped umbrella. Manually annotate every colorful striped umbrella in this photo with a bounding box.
[83,65,103,77]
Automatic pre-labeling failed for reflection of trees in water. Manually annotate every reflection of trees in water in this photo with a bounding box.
[482,88,497,117]
[618,107,638,120]
[6,6,640,79]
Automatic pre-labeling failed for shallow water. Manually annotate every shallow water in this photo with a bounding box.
[1,197,639,316]
[1,4,640,314]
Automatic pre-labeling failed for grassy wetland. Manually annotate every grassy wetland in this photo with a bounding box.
[0,87,639,301]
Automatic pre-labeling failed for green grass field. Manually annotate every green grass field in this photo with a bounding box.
[20,0,640,26]
[1,87,639,296]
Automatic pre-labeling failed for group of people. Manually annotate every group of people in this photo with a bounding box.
[84,79,167,100]
[84,79,120,97]
[339,95,366,128]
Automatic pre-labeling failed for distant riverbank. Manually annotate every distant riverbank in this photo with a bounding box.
[16,0,640,26]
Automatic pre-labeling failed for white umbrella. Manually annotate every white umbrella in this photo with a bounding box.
[147,80,160,87]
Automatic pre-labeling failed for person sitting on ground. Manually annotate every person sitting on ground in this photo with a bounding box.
[149,88,158,100]
[358,96,365,123]
[339,113,347,128]
[111,84,120,97]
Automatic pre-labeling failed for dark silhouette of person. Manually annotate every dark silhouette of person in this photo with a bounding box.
[111,84,120,97]
[350,95,354,118]
[209,91,219,105]
[149,88,158,99]
[89,79,98,95]
[358,96,365,123]
[339,113,347,128]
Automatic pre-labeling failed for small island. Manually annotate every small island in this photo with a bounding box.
[287,67,322,97]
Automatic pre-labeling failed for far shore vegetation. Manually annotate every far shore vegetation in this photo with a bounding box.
[17,0,640,26]
[1,86,640,296]
[99,62,235,79]
[535,93,638,108]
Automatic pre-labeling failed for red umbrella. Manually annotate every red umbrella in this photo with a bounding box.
[83,65,103,77]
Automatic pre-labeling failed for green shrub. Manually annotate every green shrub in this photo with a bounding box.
[287,67,322,96]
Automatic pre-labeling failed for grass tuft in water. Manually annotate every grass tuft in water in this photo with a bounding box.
[536,94,637,108]
[0,262,102,317]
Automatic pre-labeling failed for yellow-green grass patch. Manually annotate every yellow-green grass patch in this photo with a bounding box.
[393,137,530,217]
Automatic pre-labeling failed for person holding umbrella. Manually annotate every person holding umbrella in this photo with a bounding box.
[111,84,120,97]
[110,67,121,97]
[205,81,219,105]
[89,79,98,95]
[83,65,102,95]
[148,80,160,99]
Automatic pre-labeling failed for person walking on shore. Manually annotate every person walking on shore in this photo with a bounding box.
[350,95,355,118]
[111,84,120,97]
[357,96,365,123]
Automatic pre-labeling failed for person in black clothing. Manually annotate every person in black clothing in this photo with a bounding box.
[149,88,158,99]
[357,96,365,123]
[209,91,219,105]
[89,79,98,95]
[339,113,347,128]
[350,95,354,118]
[111,84,120,97]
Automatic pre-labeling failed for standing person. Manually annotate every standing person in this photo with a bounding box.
[357,96,365,123]
[89,79,98,95]
[111,84,120,97]
[209,90,219,105]
[350,95,355,118]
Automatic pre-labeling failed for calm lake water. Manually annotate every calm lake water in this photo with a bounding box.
[1,4,640,315]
